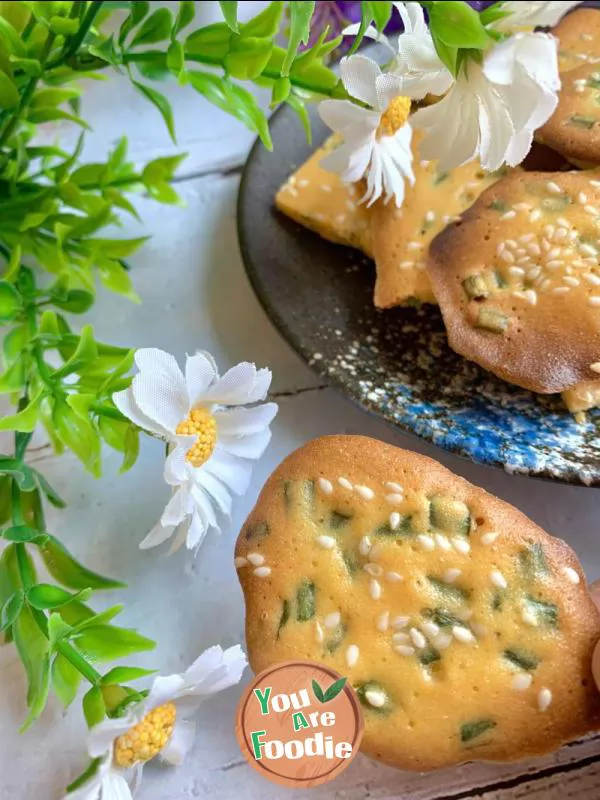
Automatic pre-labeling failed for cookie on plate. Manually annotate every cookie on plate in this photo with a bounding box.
[427,170,600,394]
[553,7,600,74]
[275,135,373,256]
[537,63,600,167]
[235,436,600,772]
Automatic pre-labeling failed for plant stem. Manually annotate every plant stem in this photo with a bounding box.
[56,640,102,684]
[47,1,106,69]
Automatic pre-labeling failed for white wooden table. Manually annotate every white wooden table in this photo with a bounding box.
[1,4,600,798]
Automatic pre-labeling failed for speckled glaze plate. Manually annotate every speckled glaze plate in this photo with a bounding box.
[237,103,600,486]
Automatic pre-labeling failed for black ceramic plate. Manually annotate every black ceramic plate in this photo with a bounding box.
[237,99,600,487]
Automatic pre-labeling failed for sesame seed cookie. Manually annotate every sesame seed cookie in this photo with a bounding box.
[235,436,600,771]
[427,170,600,394]
[537,63,600,167]
[275,136,373,256]
[553,8,600,74]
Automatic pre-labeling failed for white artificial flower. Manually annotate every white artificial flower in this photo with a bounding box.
[66,645,247,800]
[318,54,414,206]
[113,349,277,552]
[410,31,559,171]
[492,1,581,32]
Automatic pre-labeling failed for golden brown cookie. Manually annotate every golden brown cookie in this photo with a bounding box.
[427,170,600,394]
[562,378,600,413]
[538,63,600,167]
[274,136,372,256]
[235,436,600,772]
[554,7,600,73]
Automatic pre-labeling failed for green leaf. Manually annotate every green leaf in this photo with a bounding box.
[311,678,325,703]
[4,243,23,282]
[429,1,491,50]
[142,154,187,185]
[13,606,51,730]
[53,399,100,474]
[323,676,347,702]
[71,604,124,632]
[1,589,24,632]
[48,612,72,647]
[174,0,195,36]
[31,87,81,109]
[66,758,102,794]
[49,15,80,35]
[282,1,315,76]
[0,359,24,393]
[371,0,392,31]
[0,280,22,322]
[83,685,106,728]
[185,22,232,59]
[27,584,83,610]
[219,1,238,32]
[188,72,272,150]
[224,36,272,80]
[0,458,36,490]
[240,1,283,37]
[75,624,155,662]
[2,525,47,543]
[31,469,66,509]
[53,325,98,378]
[10,55,42,75]
[100,666,157,685]
[119,0,150,45]
[348,1,375,55]
[27,107,91,129]
[271,76,291,106]
[50,289,95,314]
[132,81,176,143]
[39,534,125,591]
[52,652,82,707]
[130,7,173,47]
[286,92,312,144]
[98,259,141,301]
[0,72,19,110]
[0,17,26,56]
[0,393,43,433]
[167,40,184,75]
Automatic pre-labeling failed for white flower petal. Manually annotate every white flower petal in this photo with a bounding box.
[340,54,382,107]
[164,446,190,486]
[165,519,190,555]
[204,449,252,496]
[185,351,219,405]
[131,370,188,437]
[200,363,270,405]
[87,717,133,758]
[182,644,247,696]
[139,520,175,550]
[194,469,232,515]
[112,388,168,438]
[494,1,580,31]
[218,429,272,460]
[394,1,428,35]
[160,719,197,766]
[214,403,278,436]
[342,21,393,52]
[145,674,186,712]
[161,486,190,528]
[318,99,377,134]
[478,83,515,172]
[101,770,134,800]
[186,509,210,551]
[344,135,376,183]
[375,72,406,111]
[134,348,188,402]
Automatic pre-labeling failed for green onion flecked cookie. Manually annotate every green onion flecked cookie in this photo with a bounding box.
[235,436,600,772]
[553,7,600,74]
[427,170,600,395]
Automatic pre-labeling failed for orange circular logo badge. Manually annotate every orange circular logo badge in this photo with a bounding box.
[236,660,364,787]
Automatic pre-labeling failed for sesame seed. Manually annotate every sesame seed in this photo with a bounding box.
[452,538,471,554]
[435,534,452,551]
[590,180,600,188]
[407,241,423,251]
[410,628,427,649]
[519,232,535,241]
[392,631,409,643]
[376,611,390,632]
[392,615,410,629]
[400,260,415,269]
[481,531,499,545]
[526,243,541,257]
[554,228,568,241]
[324,611,341,629]
[389,512,401,530]
[394,644,416,657]
[544,225,555,238]
[562,566,580,584]
[452,626,475,644]
[589,296,600,306]
[522,609,538,627]
[386,481,404,493]
[538,688,552,712]
[501,210,516,220]
[527,266,542,280]
[247,552,265,566]
[509,266,525,278]
[456,608,473,622]
[513,289,537,305]
[421,621,440,638]
[315,621,324,642]
[433,633,452,650]
[471,623,487,637]
[577,191,589,205]
[586,205,600,216]
[580,243,597,257]
[540,279,551,291]
[355,484,375,500]
[552,286,570,295]
[546,260,563,269]
[338,477,353,490]
[369,542,384,560]
[497,242,506,256]
[442,215,451,224]
[346,644,359,667]
[583,273,600,286]
[386,571,404,582]
[234,557,248,568]
[318,477,333,495]
[515,205,532,213]
[370,579,382,600]
[517,256,532,266]
[443,568,462,584]
[513,674,533,691]
[500,250,515,264]
[420,159,430,167]
[490,569,507,589]
[359,536,372,556]
[253,566,271,578]
[364,562,383,577]
[425,210,436,223]
[417,534,435,551]
[563,276,580,287]
[541,238,551,252]
[556,217,570,229]
[320,183,332,192]
[530,209,542,222]
[365,688,387,708]
[316,534,336,550]
[546,181,562,195]
[386,493,404,505]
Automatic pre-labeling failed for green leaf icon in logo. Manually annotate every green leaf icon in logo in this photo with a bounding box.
[312,676,347,704]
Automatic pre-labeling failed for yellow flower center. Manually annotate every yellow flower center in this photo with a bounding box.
[377,95,411,138]
[114,702,176,768]
[175,407,217,467]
